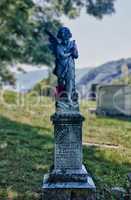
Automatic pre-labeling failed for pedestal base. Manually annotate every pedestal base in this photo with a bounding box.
[42,165,96,200]
[43,180,96,200]
[44,165,88,183]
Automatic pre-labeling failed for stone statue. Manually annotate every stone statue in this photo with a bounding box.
[43,27,96,200]
[46,27,79,110]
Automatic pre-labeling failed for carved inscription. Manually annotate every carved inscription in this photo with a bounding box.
[54,124,82,170]
[55,143,82,170]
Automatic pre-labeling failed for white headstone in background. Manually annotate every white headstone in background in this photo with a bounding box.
[96,84,131,117]
[124,86,131,116]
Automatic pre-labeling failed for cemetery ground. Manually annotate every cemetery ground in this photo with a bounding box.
[0,91,131,199]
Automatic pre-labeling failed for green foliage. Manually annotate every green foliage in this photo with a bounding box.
[2,90,17,104]
[112,75,131,85]
[0,0,117,83]
[0,62,15,84]
[86,0,116,19]
[33,73,57,96]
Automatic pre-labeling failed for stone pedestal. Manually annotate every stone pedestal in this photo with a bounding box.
[42,111,96,199]
[52,113,83,171]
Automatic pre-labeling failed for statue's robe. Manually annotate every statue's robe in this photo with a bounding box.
[53,41,78,98]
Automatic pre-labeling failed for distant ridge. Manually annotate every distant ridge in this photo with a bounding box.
[77,58,131,98]
[4,58,131,94]
[76,67,91,83]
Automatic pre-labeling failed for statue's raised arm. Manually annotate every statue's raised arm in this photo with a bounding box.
[45,29,59,56]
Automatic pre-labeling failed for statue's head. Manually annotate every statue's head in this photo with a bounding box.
[57,27,72,41]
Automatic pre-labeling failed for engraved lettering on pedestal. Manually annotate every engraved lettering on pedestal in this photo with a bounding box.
[54,124,82,170]
[55,125,81,144]
[55,143,82,169]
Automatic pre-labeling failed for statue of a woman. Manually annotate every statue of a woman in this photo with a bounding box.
[46,27,78,107]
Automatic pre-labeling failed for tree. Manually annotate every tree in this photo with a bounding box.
[0,0,116,83]
[0,0,35,84]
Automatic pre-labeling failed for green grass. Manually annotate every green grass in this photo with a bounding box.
[0,93,131,199]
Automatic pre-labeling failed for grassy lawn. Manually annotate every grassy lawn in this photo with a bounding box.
[0,92,131,199]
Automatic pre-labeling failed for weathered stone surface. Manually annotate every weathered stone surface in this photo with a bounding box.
[43,177,96,200]
[51,112,84,124]
[125,87,131,116]
[127,173,131,183]
[51,112,84,171]
[43,189,70,200]
[43,173,95,189]
[46,27,79,104]
[44,165,88,183]
[43,189,96,200]
[96,84,131,117]
[127,173,131,199]
[71,190,96,200]
[56,99,79,113]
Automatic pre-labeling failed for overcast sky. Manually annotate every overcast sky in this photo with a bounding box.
[62,0,131,68]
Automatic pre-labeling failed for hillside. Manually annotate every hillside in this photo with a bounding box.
[77,58,131,98]
[4,58,131,95]
[76,67,91,83]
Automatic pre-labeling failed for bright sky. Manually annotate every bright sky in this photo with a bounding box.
[62,0,131,68]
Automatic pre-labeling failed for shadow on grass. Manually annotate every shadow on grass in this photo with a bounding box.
[0,115,53,200]
[0,115,130,200]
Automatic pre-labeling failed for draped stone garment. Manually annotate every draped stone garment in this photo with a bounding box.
[54,40,78,97]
